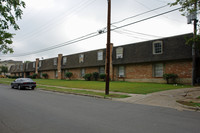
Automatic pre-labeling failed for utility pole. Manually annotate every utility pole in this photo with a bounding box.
[192,0,197,86]
[105,0,111,95]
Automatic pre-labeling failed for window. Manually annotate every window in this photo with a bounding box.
[81,68,85,77]
[54,58,57,65]
[39,61,42,67]
[116,47,123,59]
[55,70,58,78]
[63,57,67,65]
[40,72,42,78]
[79,54,84,63]
[99,67,105,74]
[20,64,23,71]
[153,41,163,54]
[97,51,103,60]
[33,62,35,68]
[154,63,163,77]
[118,66,125,77]
[26,63,29,69]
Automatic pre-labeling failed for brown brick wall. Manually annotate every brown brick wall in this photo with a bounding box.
[164,60,192,78]
[62,67,99,80]
[113,63,153,80]
[39,71,55,79]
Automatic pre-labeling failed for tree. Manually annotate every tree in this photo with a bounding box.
[0,0,26,54]
[170,0,200,48]
[0,66,8,75]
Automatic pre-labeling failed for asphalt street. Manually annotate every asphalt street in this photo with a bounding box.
[0,84,200,133]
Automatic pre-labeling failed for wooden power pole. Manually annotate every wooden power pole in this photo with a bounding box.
[192,0,197,86]
[105,0,111,95]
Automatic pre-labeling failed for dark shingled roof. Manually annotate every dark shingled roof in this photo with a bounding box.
[38,58,57,71]
[112,33,193,65]
[25,62,35,72]
[61,49,106,69]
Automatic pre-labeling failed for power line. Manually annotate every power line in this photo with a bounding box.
[4,7,181,57]
[112,4,169,25]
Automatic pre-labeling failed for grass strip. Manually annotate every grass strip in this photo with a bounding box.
[0,78,192,94]
[177,101,200,107]
[37,85,130,99]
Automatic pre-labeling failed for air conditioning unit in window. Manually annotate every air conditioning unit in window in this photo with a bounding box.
[119,75,124,77]
[117,55,122,59]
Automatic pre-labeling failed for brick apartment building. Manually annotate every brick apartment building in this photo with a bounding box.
[9,33,199,84]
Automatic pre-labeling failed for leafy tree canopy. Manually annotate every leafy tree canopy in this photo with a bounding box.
[170,0,200,49]
[0,0,25,54]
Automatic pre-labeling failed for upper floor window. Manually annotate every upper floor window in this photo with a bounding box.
[26,63,29,69]
[39,61,42,67]
[63,57,67,65]
[97,51,103,61]
[153,63,163,77]
[54,58,57,65]
[20,64,23,71]
[79,54,84,63]
[33,62,35,68]
[116,47,123,59]
[153,41,163,54]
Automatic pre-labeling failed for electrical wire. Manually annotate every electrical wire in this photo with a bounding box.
[3,7,181,57]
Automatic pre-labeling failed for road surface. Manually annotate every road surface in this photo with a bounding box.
[0,84,200,133]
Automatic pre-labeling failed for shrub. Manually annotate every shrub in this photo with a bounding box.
[42,73,48,79]
[99,74,106,81]
[163,73,178,84]
[32,73,38,79]
[83,73,92,81]
[65,72,73,80]
[92,72,99,81]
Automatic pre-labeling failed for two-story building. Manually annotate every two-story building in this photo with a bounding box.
[9,33,199,84]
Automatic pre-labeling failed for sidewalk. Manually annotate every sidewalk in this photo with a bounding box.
[114,87,200,111]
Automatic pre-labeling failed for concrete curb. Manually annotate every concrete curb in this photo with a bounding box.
[38,88,112,100]
[177,102,200,112]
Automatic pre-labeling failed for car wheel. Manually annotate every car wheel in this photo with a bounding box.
[18,85,22,90]
[31,87,35,90]
[11,85,14,89]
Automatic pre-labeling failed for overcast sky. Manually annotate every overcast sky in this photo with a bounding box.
[0,0,194,62]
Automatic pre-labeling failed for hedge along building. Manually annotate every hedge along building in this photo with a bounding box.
[9,33,198,84]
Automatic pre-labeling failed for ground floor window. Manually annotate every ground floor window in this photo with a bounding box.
[99,67,105,74]
[55,70,58,78]
[40,72,42,78]
[81,69,85,78]
[118,66,125,77]
[153,63,163,77]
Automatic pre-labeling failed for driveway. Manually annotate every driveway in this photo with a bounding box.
[114,87,200,111]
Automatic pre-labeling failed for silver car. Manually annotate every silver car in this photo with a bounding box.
[11,78,36,90]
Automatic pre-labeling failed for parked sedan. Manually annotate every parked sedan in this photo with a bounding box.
[11,78,36,90]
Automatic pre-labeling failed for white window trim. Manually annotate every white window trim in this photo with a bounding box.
[79,54,84,63]
[39,61,42,67]
[81,68,85,77]
[118,66,125,77]
[54,58,57,66]
[116,47,123,59]
[63,57,67,65]
[153,41,163,55]
[33,62,35,68]
[153,63,164,77]
[97,51,103,61]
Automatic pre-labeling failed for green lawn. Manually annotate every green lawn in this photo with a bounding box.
[0,78,191,94]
